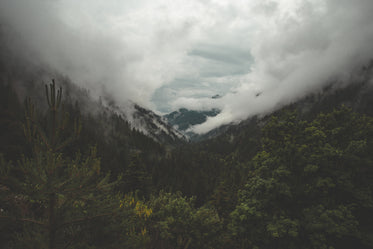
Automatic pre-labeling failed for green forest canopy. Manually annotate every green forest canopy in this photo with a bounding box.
[0,81,373,249]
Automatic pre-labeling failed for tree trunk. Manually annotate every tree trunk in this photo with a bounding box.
[48,193,56,249]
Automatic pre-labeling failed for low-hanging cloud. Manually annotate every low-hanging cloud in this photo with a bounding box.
[1,0,373,133]
[192,0,373,133]
[0,0,194,108]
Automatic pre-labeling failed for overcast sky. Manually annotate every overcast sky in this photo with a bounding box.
[1,0,373,133]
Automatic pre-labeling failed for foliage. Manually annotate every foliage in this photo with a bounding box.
[230,108,373,249]
[147,192,223,249]
[0,84,25,161]
[1,77,373,249]
[122,152,152,198]
[0,81,119,248]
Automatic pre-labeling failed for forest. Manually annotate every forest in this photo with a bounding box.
[1,79,373,249]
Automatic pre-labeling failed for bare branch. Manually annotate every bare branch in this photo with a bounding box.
[0,215,46,226]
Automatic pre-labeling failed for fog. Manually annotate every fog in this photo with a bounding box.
[1,0,373,133]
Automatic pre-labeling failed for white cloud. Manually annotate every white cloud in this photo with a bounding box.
[192,0,373,133]
[1,0,373,134]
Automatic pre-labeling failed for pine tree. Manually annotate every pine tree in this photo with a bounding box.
[0,80,118,248]
[230,108,373,249]
[122,152,151,197]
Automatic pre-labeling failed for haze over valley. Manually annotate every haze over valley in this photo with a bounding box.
[1,1,373,248]
[1,0,373,134]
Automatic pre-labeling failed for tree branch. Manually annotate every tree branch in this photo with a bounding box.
[0,215,46,226]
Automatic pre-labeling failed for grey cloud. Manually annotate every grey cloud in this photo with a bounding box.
[0,0,135,100]
[192,0,373,133]
[188,44,253,65]
[187,44,254,77]
[1,0,373,135]
[151,77,224,113]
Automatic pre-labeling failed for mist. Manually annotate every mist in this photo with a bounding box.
[1,0,373,134]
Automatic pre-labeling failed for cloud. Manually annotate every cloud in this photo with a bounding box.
[0,0,198,107]
[0,0,373,134]
[0,0,259,109]
[191,0,373,133]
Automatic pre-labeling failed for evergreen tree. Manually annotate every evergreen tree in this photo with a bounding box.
[147,192,222,249]
[122,152,152,197]
[0,83,25,161]
[230,108,373,249]
[0,81,119,248]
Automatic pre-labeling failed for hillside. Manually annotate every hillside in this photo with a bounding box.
[1,0,373,247]
[1,46,373,249]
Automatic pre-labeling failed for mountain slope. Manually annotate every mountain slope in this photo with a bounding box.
[188,64,373,142]
[164,108,220,131]
[132,104,187,144]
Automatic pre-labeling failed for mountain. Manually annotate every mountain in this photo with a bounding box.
[199,63,373,142]
[59,84,188,146]
[164,108,220,139]
[0,75,186,148]
[206,82,373,147]
[2,18,373,248]
[131,104,187,144]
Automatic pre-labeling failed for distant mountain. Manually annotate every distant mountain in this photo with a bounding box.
[0,72,187,147]
[62,88,187,146]
[164,108,220,138]
[185,63,373,143]
[131,104,187,144]
[203,80,373,144]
